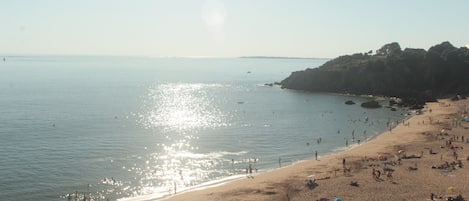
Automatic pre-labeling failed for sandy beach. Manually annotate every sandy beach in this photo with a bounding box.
[163,98,469,201]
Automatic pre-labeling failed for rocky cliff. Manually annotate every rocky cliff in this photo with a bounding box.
[280,42,469,106]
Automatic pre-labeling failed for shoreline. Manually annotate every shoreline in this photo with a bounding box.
[118,96,408,201]
[160,98,469,201]
[120,106,409,201]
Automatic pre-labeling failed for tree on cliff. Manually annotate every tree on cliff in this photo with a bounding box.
[376,42,402,56]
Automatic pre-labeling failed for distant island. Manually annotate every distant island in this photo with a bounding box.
[280,41,469,108]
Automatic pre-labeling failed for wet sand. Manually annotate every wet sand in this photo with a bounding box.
[163,98,469,201]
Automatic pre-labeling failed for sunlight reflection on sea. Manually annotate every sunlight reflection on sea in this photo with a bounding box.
[124,83,242,199]
[142,83,230,132]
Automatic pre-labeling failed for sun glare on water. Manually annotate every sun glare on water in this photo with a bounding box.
[124,83,239,199]
[142,83,228,132]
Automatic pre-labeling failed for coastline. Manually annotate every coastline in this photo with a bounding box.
[160,98,469,201]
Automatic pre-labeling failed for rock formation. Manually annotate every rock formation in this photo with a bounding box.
[280,42,469,107]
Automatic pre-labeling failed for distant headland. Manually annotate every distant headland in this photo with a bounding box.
[240,56,324,60]
[280,41,469,108]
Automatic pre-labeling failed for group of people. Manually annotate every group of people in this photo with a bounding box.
[372,167,393,181]
[245,163,257,178]
[430,192,465,201]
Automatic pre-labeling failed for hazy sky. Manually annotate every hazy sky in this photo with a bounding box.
[1,0,468,58]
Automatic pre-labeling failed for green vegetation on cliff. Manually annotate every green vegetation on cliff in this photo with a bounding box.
[280,42,469,105]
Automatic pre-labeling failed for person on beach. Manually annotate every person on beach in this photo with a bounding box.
[315,151,318,160]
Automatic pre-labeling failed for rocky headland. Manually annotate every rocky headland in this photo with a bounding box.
[280,42,469,108]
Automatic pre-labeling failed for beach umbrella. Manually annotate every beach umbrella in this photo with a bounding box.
[447,186,457,193]
[333,197,343,201]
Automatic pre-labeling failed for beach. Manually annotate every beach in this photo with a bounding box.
[163,98,469,201]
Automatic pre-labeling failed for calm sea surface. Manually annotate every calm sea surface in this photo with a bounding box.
[0,56,407,201]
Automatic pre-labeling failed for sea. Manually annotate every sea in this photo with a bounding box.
[0,56,408,201]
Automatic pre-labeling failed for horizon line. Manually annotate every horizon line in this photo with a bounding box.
[0,53,331,60]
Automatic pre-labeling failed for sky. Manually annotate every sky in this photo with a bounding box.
[1,0,468,58]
